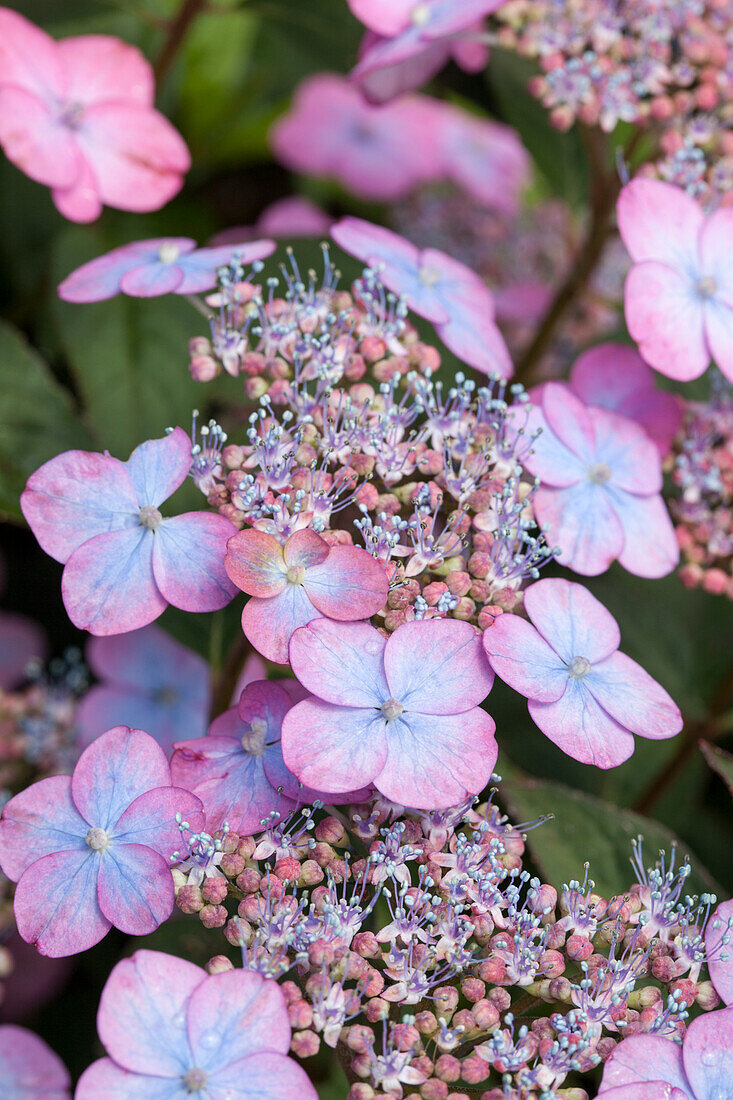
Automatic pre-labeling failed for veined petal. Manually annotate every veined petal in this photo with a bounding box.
[304,545,388,619]
[76,1060,186,1100]
[242,586,319,665]
[281,699,388,793]
[58,239,194,303]
[617,179,703,272]
[288,618,388,705]
[0,1025,70,1099]
[625,262,709,381]
[187,969,290,1070]
[436,311,513,378]
[523,578,620,664]
[97,843,174,935]
[534,482,624,576]
[0,775,86,881]
[283,528,329,571]
[14,848,110,958]
[521,397,586,488]
[482,615,568,703]
[541,383,596,463]
[528,680,635,769]
[600,1033,690,1092]
[206,1053,317,1100]
[589,406,662,494]
[706,899,733,1006]
[71,725,170,830]
[0,87,80,188]
[586,650,682,741]
[153,513,238,613]
[112,787,204,858]
[175,241,276,295]
[703,297,733,384]
[606,488,679,579]
[226,529,288,597]
[125,428,191,506]
[384,618,493,713]
[120,261,185,298]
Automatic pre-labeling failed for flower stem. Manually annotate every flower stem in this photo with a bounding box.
[154,0,208,85]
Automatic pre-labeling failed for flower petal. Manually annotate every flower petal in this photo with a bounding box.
[71,725,170,830]
[0,8,64,98]
[523,578,620,664]
[97,843,174,935]
[0,610,46,689]
[436,311,514,378]
[589,406,662,494]
[0,1024,70,1099]
[374,709,497,810]
[706,899,733,1006]
[288,618,388,705]
[112,787,204,858]
[481,615,568,703]
[528,680,635,768]
[304,545,388,619]
[534,482,624,576]
[585,650,682,741]
[0,775,86,881]
[242,586,319,665]
[125,428,191,507]
[119,261,185,298]
[76,1060,185,1100]
[187,969,290,1069]
[207,1053,317,1100]
[385,618,493,713]
[153,513,238,613]
[57,239,194,303]
[541,382,596,464]
[225,529,288,597]
[617,179,703,271]
[283,528,330,570]
[0,86,79,188]
[599,1033,690,1092]
[14,848,110,958]
[605,488,679,579]
[521,397,586,488]
[281,699,388,793]
[597,1086,689,1100]
[625,262,709,381]
[175,241,276,295]
[56,35,154,107]
[703,297,733,384]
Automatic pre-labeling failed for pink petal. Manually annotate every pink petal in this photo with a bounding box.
[304,545,388,619]
[76,1059,181,1099]
[14,848,110,958]
[207,1053,318,1100]
[541,382,596,464]
[119,261,185,297]
[534,482,625,576]
[97,949,205,1076]
[281,699,388,793]
[600,1033,689,1091]
[0,1024,70,1099]
[62,527,167,635]
[570,343,653,410]
[437,311,514,378]
[242,585,319,665]
[384,619,493,713]
[57,239,195,303]
[174,240,276,294]
[606,489,679,579]
[125,428,191,507]
[255,196,333,238]
[441,112,530,214]
[187,969,290,1068]
[113,786,204,858]
[521,398,586,488]
[524,578,620,665]
[699,207,733,306]
[586,650,682,741]
[153,513,238,613]
[283,528,330,571]
[0,611,46,689]
[356,38,450,104]
[481,615,568,703]
[55,35,154,108]
[51,158,103,223]
[21,449,138,564]
[0,87,79,188]
[71,725,170,830]
[625,262,709,381]
[703,298,733,383]
[418,0,508,39]
[0,8,64,98]
[225,529,288,597]
[529,680,635,768]
[375,708,497,809]
[706,899,733,1006]
[617,179,703,270]
[97,843,174,934]
[0,775,86,882]
[589,406,662,494]
[347,0,414,35]
[597,1086,689,1100]
[288,618,388,705]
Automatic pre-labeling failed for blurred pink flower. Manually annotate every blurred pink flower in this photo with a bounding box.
[332,216,513,376]
[76,949,316,1099]
[21,429,237,636]
[282,616,496,809]
[482,578,682,768]
[436,106,530,214]
[270,73,442,201]
[0,611,46,689]
[618,178,733,382]
[211,197,334,246]
[0,7,190,222]
[225,527,389,663]
[0,1024,70,1098]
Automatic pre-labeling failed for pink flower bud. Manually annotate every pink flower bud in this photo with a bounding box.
[176,885,204,914]
[201,877,228,905]
[352,931,380,958]
[219,853,245,878]
[461,1054,490,1084]
[199,903,227,929]
[205,955,234,975]
[471,1000,500,1031]
[435,1055,461,1083]
[291,1030,320,1058]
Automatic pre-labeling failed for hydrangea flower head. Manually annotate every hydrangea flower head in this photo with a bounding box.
[597,1007,733,1099]
[57,237,276,302]
[21,428,238,635]
[225,526,389,663]
[482,578,683,768]
[0,725,204,956]
[523,381,678,577]
[331,216,513,376]
[270,73,441,201]
[0,7,190,222]
[281,616,496,809]
[0,1024,70,1099]
[76,949,316,1099]
[618,178,733,383]
[77,626,210,756]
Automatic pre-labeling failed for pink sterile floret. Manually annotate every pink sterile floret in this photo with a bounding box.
[436,105,531,215]
[225,526,389,664]
[618,178,733,383]
[57,237,276,302]
[0,610,46,690]
[482,578,682,769]
[523,381,679,578]
[705,898,733,1007]
[0,7,190,222]
[270,73,442,202]
[21,428,238,636]
[331,216,513,377]
[75,949,317,1099]
[597,1006,733,1099]
[0,726,203,957]
[281,616,496,810]
[0,1024,70,1099]
[567,342,683,459]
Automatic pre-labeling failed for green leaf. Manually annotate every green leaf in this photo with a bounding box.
[0,320,92,521]
[499,762,722,898]
[700,740,733,800]
[51,226,203,458]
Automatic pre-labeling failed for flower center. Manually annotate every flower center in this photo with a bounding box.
[59,101,84,129]
[696,275,717,299]
[568,656,592,680]
[158,243,181,264]
[241,717,268,756]
[183,1068,208,1092]
[85,827,110,852]
[139,505,163,530]
[381,697,405,722]
[286,564,306,585]
[587,462,612,485]
[411,3,431,25]
[418,264,441,287]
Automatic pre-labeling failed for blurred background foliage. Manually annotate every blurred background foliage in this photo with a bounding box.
[1,0,732,1093]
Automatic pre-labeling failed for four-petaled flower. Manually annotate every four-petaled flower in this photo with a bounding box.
[597,1007,733,1099]
[332,216,513,376]
[281,616,496,809]
[0,725,203,956]
[523,381,679,577]
[0,7,190,222]
[225,526,389,664]
[482,578,682,768]
[618,178,733,383]
[75,949,317,1099]
[57,237,276,302]
[21,428,238,636]
[0,1025,70,1099]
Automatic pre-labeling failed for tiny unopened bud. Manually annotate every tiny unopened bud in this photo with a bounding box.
[206,955,234,975]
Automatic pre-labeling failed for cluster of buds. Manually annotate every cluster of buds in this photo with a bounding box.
[493,0,733,207]
[670,375,733,598]
[171,790,726,1098]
